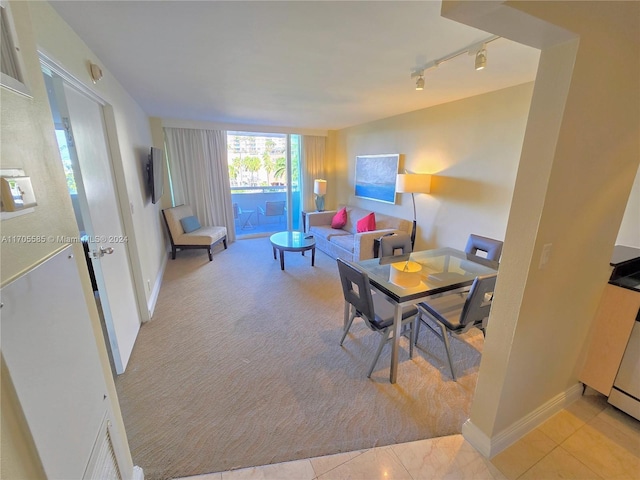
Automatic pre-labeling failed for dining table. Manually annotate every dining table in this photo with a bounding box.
[356,247,499,383]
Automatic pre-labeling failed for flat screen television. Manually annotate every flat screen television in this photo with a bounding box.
[148,147,164,204]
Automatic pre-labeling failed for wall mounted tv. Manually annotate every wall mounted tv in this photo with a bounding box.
[148,147,165,204]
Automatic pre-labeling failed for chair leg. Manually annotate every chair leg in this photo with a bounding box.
[368,328,391,378]
[409,318,416,359]
[340,306,357,346]
[343,302,350,329]
[208,247,213,261]
[414,312,422,344]
[438,322,457,381]
[171,246,177,259]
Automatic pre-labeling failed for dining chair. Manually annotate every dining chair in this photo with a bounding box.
[415,273,497,381]
[380,232,413,257]
[337,258,418,378]
[465,234,503,262]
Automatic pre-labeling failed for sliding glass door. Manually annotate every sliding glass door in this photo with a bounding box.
[228,132,301,237]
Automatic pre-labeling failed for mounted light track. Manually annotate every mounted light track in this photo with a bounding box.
[411,35,499,90]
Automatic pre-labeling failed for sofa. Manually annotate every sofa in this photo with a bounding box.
[306,206,412,261]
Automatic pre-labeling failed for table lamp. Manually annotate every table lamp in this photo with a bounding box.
[395,173,431,249]
[314,179,327,211]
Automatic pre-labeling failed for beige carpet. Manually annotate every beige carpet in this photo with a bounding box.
[115,237,485,480]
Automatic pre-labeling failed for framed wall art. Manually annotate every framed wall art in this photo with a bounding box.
[354,154,399,204]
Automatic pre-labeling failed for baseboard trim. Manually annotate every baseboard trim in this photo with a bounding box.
[132,465,144,480]
[146,254,167,320]
[462,382,584,458]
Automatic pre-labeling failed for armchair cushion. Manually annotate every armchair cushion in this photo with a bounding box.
[180,215,201,233]
[356,212,376,233]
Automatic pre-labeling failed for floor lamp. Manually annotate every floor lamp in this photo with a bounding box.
[395,173,431,249]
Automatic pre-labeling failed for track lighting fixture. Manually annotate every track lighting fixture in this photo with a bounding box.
[410,35,499,90]
[475,45,487,70]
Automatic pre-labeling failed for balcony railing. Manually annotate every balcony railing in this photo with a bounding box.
[231,186,301,236]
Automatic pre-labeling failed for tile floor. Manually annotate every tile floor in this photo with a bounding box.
[180,393,639,479]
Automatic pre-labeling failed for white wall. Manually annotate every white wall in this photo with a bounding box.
[335,82,535,252]
[617,165,640,247]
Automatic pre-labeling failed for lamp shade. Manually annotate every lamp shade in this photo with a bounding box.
[313,179,327,195]
[395,173,431,194]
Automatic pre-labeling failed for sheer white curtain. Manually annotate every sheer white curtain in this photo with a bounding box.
[164,127,236,243]
[301,135,327,212]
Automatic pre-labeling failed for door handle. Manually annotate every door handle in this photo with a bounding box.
[92,246,114,258]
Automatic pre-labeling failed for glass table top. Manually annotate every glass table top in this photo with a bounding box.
[356,247,498,303]
[270,230,315,250]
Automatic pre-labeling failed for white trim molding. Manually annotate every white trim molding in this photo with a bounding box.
[462,382,584,458]
[146,253,167,321]
[132,465,144,480]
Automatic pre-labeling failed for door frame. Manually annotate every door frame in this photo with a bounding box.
[40,52,149,327]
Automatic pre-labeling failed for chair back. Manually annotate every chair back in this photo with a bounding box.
[465,234,503,262]
[380,233,412,257]
[459,273,497,329]
[163,204,194,240]
[265,201,285,216]
[336,258,376,326]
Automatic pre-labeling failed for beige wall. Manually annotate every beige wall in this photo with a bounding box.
[0,2,79,284]
[334,82,534,251]
[441,0,639,451]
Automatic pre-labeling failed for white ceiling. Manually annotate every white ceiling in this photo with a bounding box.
[50,1,540,131]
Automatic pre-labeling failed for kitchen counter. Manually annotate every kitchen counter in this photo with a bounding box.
[609,245,640,292]
[610,245,640,267]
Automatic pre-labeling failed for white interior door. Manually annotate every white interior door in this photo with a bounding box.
[61,82,140,373]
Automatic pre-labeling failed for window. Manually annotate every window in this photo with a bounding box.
[228,132,301,236]
[1,1,31,97]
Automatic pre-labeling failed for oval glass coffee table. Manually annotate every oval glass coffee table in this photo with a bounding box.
[270,231,316,271]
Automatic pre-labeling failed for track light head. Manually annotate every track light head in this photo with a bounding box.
[475,46,487,70]
[415,74,424,91]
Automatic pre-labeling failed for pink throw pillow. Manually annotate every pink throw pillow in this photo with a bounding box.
[331,207,348,229]
[356,212,376,233]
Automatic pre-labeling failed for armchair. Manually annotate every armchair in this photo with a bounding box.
[162,204,227,261]
[257,200,286,225]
